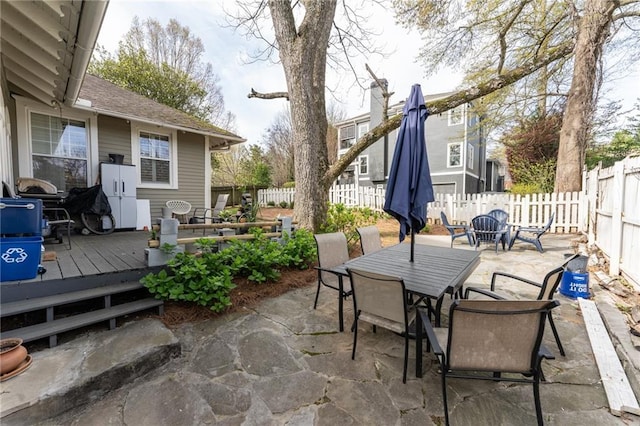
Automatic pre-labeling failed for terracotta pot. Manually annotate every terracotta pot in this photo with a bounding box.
[0,338,28,375]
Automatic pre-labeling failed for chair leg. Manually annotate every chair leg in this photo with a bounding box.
[533,374,544,426]
[534,238,544,253]
[403,332,409,384]
[441,372,450,426]
[338,276,345,332]
[313,278,321,309]
[352,316,358,360]
[548,312,565,356]
[508,231,519,249]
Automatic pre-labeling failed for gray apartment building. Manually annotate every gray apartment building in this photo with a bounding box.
[336,80,503,195]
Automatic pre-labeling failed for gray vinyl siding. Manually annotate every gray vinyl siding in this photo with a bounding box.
[137,131,207,219]
[97,115,208,220]
[97,115,131,164]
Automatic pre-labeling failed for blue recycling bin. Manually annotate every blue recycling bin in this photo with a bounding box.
[0,198,43,236]
[0,236,43,281]
[559,255,590,299]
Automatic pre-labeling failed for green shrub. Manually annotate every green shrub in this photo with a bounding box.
[509,183,543,195]
[279,201,289,208]
[267,200,276,207]
[141,252,235,312]
[288,201,294,209]
[141,228,318,309]
[283,181,295,188]
[320,203,382,249]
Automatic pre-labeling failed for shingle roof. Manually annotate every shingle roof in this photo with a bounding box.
[77,74,244,142]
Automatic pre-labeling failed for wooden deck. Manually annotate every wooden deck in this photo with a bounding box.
[36,230,151,282]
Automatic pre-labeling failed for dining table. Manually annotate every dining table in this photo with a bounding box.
[330,242,481,378]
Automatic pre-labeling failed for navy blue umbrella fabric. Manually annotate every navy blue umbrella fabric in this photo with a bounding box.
[383,84,434,261]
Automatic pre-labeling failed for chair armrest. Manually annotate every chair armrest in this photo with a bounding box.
[464,287,506,300]
[191,207,212,219]
[314,266,347,276]
[538,343,555,360]
[418,308,444,356]
[516,226,545,233]
[446,224,468,231]
[43,207,72,221]
[490,271,542,291]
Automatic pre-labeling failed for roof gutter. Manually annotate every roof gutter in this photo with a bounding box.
[63,0,109,106]
[73,103,246,143]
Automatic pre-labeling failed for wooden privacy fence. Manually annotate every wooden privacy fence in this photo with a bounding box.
[585,156,640,288]
[258,185,584,233]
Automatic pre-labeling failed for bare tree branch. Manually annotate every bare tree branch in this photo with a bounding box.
[248,88,289,100]
[323,41,575,185]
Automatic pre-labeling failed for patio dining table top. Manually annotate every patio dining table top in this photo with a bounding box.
[332,243,481,303]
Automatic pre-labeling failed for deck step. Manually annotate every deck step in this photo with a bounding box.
[1,298,164,343]
[0,281,145,317]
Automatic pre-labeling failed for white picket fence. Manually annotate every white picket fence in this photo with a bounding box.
[258,184,585,233]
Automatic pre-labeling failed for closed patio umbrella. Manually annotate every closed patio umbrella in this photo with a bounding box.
[383,84,434,262]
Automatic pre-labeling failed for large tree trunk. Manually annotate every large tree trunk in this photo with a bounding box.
[269,0,337,231]
[555,0,615,192]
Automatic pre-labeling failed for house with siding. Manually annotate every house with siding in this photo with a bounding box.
[1,1,244,223]
[336,80,500,195]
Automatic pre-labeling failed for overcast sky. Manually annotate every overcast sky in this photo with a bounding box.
[97,0,639,146]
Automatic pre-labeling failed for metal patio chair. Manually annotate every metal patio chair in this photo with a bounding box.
[191,194,230,234]
[313,232,353,332]
[348,268,416,383]
[356,225,383,255]
[464,254,580,357]
[416,299,559,426]
[509,213,555,253]
[440,212,473,248]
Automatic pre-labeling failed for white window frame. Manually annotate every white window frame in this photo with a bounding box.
[339,125,356,151]
[467,145,474,169]
[448,106,464,126]
[15,96,98,186]
[447,142,462,168]
[131,122,178,189]
[359,155,369,175]
[357,122,369,139]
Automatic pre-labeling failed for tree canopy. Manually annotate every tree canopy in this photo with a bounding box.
[90,17,236,130]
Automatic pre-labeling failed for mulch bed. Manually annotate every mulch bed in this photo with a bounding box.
[158,267,316,328]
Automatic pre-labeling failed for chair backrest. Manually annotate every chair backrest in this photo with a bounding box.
[357,225,382,255]
[446,299,557,373]
[314,232,350,282]
[487,209,509,224]
[440,212,453,228]
[166,200,192,215]
[541,212,555,232]
[471,215,503,241]
[538,266,565,301]
[348,268,407,325]
[213,194,229,215]
[16,177,57,195]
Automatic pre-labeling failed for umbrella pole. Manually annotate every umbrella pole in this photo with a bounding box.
[410,227,415,262]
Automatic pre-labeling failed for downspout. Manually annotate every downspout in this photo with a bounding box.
[63,0,109,106]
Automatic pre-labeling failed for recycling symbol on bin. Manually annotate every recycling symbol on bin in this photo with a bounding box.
[1,247,29,263]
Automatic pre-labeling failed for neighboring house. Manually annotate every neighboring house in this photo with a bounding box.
[336,80,499,195]
[0,1,244,222]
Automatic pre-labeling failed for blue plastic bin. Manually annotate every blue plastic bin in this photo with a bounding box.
[560,271,590,299]
[0,236,43,281]
[0,198,43,236]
